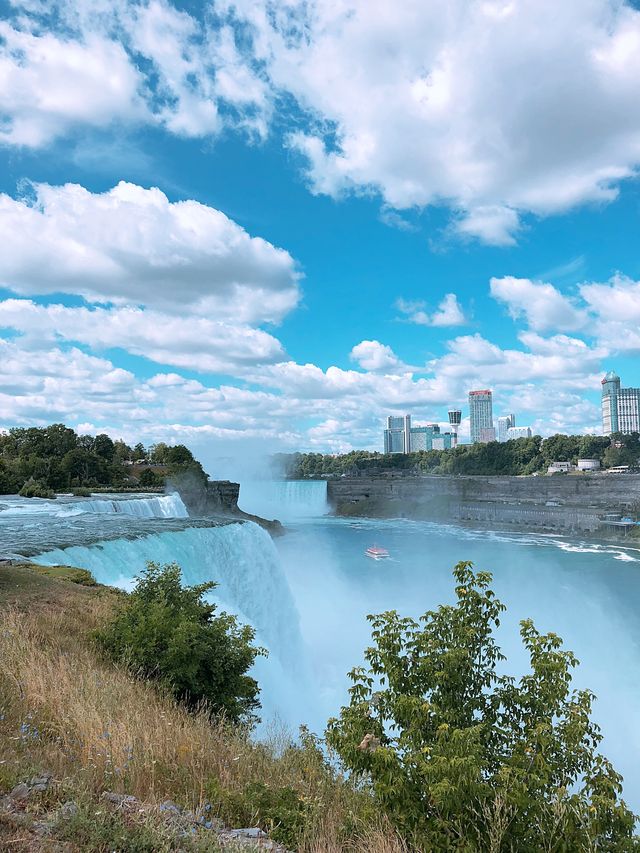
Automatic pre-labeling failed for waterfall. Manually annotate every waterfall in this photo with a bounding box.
[34,520,303,674]
[0,492,188,519]
[238,480,328,522]
[73,493,188,518]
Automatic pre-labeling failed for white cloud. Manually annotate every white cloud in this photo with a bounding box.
[397,293,467,327]
[0,299,286,374]
[229,0,640,243]
[0,1,270,147]
[490,276,586,332]
[0,22,147,147]
[350,340,403,372]
[0,181,300,323]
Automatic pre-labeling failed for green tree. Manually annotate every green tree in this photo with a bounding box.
[327,563,638,851]
[93,433,115,460]
[97,562,264,725]
[138,468,163,488]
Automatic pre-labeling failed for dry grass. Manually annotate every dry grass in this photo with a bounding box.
[0,567,402,851]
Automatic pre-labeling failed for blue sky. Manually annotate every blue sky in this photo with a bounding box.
[1,0,640,455]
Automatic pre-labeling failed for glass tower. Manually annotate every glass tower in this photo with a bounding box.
[469,390,495,443]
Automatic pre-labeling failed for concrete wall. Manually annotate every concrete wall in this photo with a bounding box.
[327,474,640,535]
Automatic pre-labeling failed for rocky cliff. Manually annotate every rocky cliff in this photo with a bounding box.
[173,475,284,535]
[327,473,640,538]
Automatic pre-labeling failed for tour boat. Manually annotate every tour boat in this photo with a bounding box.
[365,545,390,560]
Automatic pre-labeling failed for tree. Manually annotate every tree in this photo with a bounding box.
[138,468,163,488]
[97,562,264,725]
[327,563,638,850]
[93,433,115,460]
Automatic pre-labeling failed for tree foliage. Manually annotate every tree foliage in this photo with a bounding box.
[96,561,264,725]
[0,424,203,494]
[327,563,638,851]
[282,432,640,479]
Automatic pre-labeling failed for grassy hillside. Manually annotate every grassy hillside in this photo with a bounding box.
[0,563,402,852]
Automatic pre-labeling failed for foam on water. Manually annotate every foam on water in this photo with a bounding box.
[0,492,188,519]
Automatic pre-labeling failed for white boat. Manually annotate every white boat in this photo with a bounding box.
[365,545,390,560]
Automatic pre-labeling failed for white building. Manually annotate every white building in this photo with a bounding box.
[506,426,532,440]
[497,414,515,442]
[577,458,601,471]
[469,390,494,443]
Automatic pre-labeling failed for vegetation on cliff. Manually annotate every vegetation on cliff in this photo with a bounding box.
[0,424,206,494]
[1,560,637,850]
[281,431,640,479]
[96,562,264,725]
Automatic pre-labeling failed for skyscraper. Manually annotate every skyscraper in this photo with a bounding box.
[602,372,640,435]
[384,414,412,453]
[497,414,515,442]
[469,390,495,443]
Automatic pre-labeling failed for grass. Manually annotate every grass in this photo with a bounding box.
[0,562,405,851]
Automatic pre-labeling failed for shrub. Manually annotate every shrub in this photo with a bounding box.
[138,468,163,488]
[96,562,264,725]
[18,478,55,499]
[327,561,639,850]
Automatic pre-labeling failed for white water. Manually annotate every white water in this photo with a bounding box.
[0,492,188,519]
[238,479,328,521]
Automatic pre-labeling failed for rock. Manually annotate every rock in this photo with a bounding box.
[102,791,138,809]
[9,782,31,801]
[59,801,79,819]
[159,799,182,815]
[30,773,52,792]
[227,828,268,839]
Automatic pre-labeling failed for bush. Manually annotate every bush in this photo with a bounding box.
[138,468,163,488]
[327,562,639,850]
[96,562,265,725]
[19,478,55,499]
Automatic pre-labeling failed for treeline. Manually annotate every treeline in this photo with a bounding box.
[0,424,205,496]
[280,432,640,479]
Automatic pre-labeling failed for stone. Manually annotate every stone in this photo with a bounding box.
[159,799,182,815]
[8,782,31,801]
[60,801,79,819]
[102,791,138,808]
[226,827,267,839]
[30,773,52,792]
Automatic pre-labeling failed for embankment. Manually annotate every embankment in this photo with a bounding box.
[327,473,640,538]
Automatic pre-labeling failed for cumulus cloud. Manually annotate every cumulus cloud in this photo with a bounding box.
[0,300,286,374]
[0,22,147,147]
[231,0,640,243]
[490,276,586,332]
[0,0,270,147]
[396,293,467,327]
[350,340,403,371]
[0,181,300,323]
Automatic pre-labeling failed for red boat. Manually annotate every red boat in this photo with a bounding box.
[365,545,390,560]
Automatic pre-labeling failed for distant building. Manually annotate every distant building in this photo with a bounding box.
[432,434,454,451]
[384,414,411,453]
[410,423,439,451]
[497,414,515,442]
[601,371,640,435]
[447,408,462,447]
[469,390,494,444]
[577,458,601,471]
[506,425,532,440]
[548,461,573,474]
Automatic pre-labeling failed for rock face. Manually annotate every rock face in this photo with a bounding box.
[172,473,284,536]
[328,473,640,537]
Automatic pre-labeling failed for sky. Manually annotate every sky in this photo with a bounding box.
[1,0,640,457]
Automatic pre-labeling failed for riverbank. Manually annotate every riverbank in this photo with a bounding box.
[327,472,640,541]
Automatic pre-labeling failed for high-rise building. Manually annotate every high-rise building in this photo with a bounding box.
[497,414,515,442]
[469,390,494,443]
[409,423,440,451]
[601,372,640,435]
[506,426,532,440]
[448,409,462,447]
[384,414,411,453]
